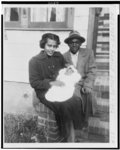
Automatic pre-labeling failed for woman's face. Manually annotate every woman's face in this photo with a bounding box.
[44,38,57,56]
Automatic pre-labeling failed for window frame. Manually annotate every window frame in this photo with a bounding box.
[4,7,74,30]
[4,8,21,28]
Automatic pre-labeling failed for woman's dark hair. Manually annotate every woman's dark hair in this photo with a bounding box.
[40,33,61,49]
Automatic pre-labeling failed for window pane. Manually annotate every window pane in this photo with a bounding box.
[4,8,20,21]
[30,8,47,22]
[48,8,55,21]
[56,8,65,22]
[30,7,65,22]
[21,8,28,16]
[48,8,65,22]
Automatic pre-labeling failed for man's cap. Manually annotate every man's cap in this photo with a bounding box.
[64,30,85,44]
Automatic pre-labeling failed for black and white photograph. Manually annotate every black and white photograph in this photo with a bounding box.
[1,2,119,149]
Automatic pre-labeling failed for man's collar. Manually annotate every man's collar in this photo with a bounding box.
[69,48,87,57]
[70,51,79,56]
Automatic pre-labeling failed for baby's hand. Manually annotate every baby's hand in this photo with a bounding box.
[50,80,65,87]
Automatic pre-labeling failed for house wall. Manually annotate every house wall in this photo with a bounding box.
[4,7,89,83]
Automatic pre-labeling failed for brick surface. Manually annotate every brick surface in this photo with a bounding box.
[47,136,65,143]
[33,93,60,142]
[47,130,60,139]
[47,126,59,133]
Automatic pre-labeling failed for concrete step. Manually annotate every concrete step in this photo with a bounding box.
[88,117,109,136]
[94,74,109,99]
[96,63,109,71]
[94,84,109,93]
[75,115,109,142]
[75,71,110,143]
[96,98,109,113]
[88,133,109,142]
[94,73,109,92]
[75,130,109,143]
[94,111,109,122]
[94,97,109,121]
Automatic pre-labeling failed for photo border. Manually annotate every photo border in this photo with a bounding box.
[1,1,119,149]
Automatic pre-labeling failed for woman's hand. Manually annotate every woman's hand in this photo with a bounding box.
[50,80,65,87]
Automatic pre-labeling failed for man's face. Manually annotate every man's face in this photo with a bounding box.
[44,38,57,56]
[68,38,82,54]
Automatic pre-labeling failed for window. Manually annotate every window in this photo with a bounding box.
[4,7,74,30]
[5,8,19,21]
[4,7,21,28]
[30,8,65,22]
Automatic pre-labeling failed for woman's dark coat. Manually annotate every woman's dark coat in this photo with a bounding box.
[29,50,88,138]
[29,50,65,101]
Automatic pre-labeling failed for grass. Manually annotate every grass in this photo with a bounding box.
[4,113,47,143]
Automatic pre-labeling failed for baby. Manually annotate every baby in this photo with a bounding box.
[45,65,81,102]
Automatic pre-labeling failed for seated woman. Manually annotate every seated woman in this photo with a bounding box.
[45,65,81,102]
[29,33,84,142]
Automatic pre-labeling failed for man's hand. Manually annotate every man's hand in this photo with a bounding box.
[50,80,65,87]
[81,86,92,94]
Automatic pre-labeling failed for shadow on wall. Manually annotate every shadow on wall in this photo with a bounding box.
[4,81,35,114]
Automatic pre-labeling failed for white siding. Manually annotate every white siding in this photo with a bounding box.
[74,7,89,47]
[4,8,89,83]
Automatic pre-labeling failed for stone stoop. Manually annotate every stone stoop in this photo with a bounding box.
[75,71,109,142]
[88,71,109,142]
[33,71,109,143]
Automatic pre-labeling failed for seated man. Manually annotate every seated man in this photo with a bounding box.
[64,30,97,129]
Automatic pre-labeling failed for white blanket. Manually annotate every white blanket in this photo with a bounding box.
[45,66,81,102]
